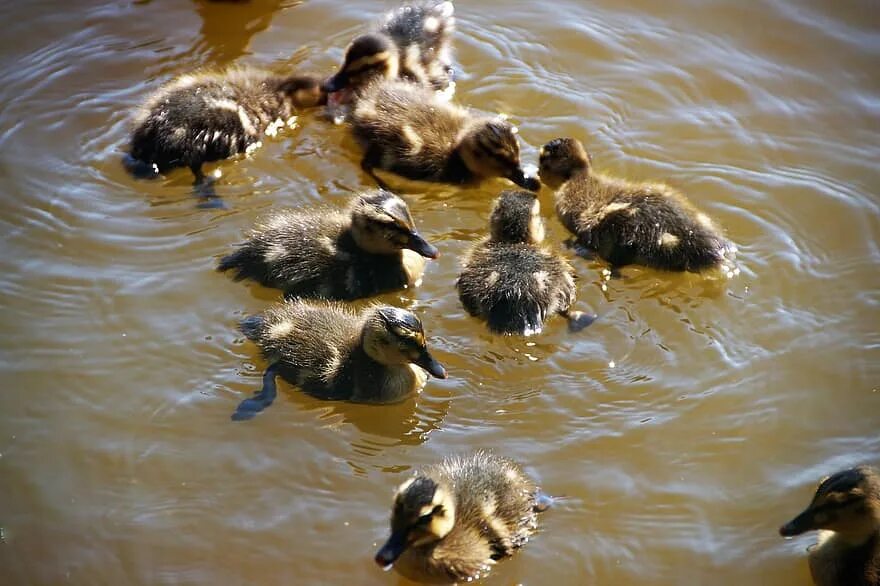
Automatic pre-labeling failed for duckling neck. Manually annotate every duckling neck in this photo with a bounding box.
[350,344,418,403]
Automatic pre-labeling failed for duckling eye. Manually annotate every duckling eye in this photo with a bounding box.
[417,513,433,525]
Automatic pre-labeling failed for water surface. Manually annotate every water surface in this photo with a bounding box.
[0,0,878,584]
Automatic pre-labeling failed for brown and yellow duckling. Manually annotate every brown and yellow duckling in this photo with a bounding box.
[375,451,551,583]
[232,300,447,421]
[218,189,437,300]
[539,137,735,272]
[780,465,880,586]
[127,67,325,206]
[457,190,593,335]
[349,79,540,191]
[323,1,455,101]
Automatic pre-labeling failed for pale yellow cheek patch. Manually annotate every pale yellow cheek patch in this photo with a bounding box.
[659,233,679,247]
[268,320,295,339]
[603,202,630,214]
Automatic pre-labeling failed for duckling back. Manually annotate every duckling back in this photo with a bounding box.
[241,300,362,399]
[351,80,469,181]
[457,242,576,336]
[381,1,455,91]
[573,179,734,272]
[130,69,319,174]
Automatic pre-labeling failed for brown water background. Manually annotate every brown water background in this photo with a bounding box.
[0,0,878,584]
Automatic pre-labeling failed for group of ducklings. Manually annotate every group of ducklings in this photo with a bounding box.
[124,2,877,583]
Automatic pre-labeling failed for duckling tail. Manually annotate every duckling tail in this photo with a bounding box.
[487,299,544,336]
[239,314,265,342]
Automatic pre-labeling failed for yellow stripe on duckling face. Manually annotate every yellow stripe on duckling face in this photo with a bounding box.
[346,52,392,72]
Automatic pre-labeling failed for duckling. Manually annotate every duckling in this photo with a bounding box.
[232,300,447,421]
[375,451,550,583]
[538,137,735,272]
[323,1,455,100]
[218,189,437,300]
[457,190,593,336]
[780,465,880,586]
[349,79,540,191]
[127,67,325,206]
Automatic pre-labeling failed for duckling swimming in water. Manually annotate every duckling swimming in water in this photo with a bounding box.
[349,79,540,191]
[217,189,437,300]
[539,137,735,273]
[323,1,455,101]
[780,465,880,586]
[457,190,593,335]
[232,300,447,421]
[375,451,550,583]
[127,67,325,206]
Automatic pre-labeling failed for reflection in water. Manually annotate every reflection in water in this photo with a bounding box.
[193,0,289,63]
[1,1,879,585]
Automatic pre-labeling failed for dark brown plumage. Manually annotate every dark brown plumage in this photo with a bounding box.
[457,190,592,335]
[350,80,540,191]
[539,137,735,272]
[375,451,548,583]
[780,466,880,586]
[217,190,437,300]
[232,301,447,421]
[127,68,324,203]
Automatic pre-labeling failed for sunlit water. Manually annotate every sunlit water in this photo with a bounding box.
[0,1,878,584]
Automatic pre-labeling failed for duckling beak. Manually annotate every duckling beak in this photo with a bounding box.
[406,232,439,259]
[779,508,815,537]
[375,530,408,570]
[509,167,541,192]
[414,350,447,379]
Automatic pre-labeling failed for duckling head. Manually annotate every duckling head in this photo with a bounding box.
[489,190,546,245]
[323,33,400,100]
[780,465,880,544]
[459,118,541,191]
[362,306,447,378]
[538,137,593,188]
[277,74,327,108]
[376,475,456,569]
[350,190,438,258]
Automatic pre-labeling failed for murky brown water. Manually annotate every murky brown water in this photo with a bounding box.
[1,0,878,584]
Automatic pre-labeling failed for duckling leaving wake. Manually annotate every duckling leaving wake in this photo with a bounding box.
[375,451,549,583]
[457,190,594,335]
[349,80,540,191]
[126,67,325,208]
[539,137,736,273]
[217,189,438,300]
[232,300,446,421]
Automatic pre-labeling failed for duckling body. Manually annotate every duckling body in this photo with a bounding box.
[324,1,454,99]
[457,190,590,335]
[350,80,540,190]
[539,137,734,272]
[780,466,880,586]
[380,0,455,91]
[218,190,437,300]
[128,68,324,188]
[232,301,447,420]
[375,451,546,583]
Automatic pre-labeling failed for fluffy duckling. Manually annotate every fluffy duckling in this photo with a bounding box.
[539,137,735,272]
[780,465,880,586]
[375,451,550,583]
[323,1,455,100]
[457,190,593,335]
[350,80,540,191]
[218,189,437,300]
[232,300,447,421]
[127,67,325,205]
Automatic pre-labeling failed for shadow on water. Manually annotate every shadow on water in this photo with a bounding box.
[192,0,293,64]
